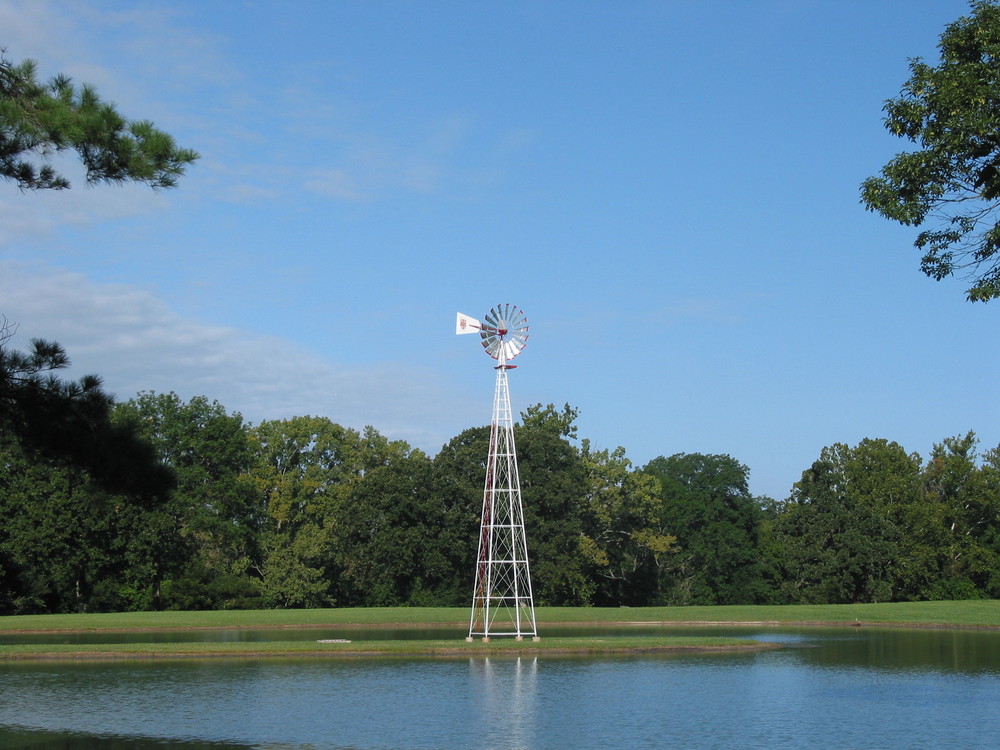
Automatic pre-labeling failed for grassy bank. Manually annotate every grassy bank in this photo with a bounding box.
[1,600,998,633]
[0,636,778,661]
[2,601,995,661]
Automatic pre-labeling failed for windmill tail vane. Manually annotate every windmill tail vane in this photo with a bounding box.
[456,312,480,334]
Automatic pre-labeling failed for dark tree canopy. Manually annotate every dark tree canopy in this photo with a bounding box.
[0,326,173,500]
[0,52,198,190]
[861,1,1000,301]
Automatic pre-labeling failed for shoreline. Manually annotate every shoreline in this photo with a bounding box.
[2,615,993,661]
[0,633,784,662]
[0,641,784,662]
[3,618,999,635]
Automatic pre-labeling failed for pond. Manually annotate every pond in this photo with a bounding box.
[2,625,999,749]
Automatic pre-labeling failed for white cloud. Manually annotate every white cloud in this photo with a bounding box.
[220,182,284,205]
[0,169,171,247]
[0,261,476,453]
[302,168,368,201]
[0,1,82,65]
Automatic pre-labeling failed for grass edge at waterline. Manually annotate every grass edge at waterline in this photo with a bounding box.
[0,635,782,661]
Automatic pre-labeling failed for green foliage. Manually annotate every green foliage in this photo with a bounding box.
[775,439,937,604]
[251,417,396,608]
[861,1,1000,301]
[579,442,675,606]
[519,402,579,440]
[921,432,1000,597]
[643,453,765,605]
[434,409,594,607]
[431,415,592,607]
[0,52,198,190]
[430,426,491,602]
[514,410,592,605]
[258,525,330,609]
[334,450,460,606]
[0,333,176,615]
[113,393,260,609]
[0,46,196,607]
[251,415,365,531]
[0,433,175,614]
[807,432,1000,604]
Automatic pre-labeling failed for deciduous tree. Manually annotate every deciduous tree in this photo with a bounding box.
[643,453,764,605]
[335,449,462,606]
[0,433,176,614]
[861,1,1000,301]
[515,407,592,605]
[114,393,260,609]
[921,432,1000,597]
[775,439,924,604]
[579,442,675,606]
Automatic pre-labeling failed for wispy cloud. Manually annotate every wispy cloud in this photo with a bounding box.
[0,1,83,67]
[0,261,475,452]
[0,162,172,247]
[303,168,368,201]
[0,0,526,212]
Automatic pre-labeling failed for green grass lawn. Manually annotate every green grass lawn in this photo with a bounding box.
[1,600,998,633]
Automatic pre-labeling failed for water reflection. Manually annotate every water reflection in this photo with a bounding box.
[471,657,538,749]
[0,725,254,749]
[778,627,1000,674]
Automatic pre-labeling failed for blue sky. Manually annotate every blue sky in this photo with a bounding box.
[1,0,994,500]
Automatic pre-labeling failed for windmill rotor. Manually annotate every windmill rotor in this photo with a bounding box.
[477,304,529,361]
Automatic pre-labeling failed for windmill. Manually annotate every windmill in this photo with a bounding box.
[457,305,538,642]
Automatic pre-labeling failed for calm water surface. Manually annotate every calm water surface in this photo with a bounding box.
[2,626,999,749]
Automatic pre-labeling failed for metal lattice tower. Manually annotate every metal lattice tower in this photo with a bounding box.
[456,306,537,641]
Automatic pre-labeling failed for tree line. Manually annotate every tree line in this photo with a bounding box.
[2,385,999,615]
